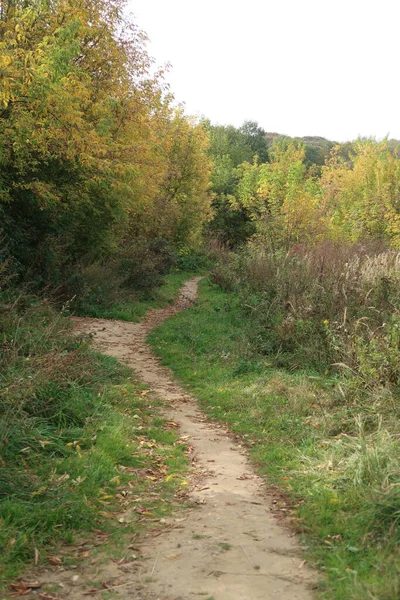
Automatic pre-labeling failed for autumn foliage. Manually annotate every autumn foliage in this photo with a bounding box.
[0,0,211,290]
[221,138,400,250]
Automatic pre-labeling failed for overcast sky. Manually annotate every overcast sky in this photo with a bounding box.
[127,0,400,142]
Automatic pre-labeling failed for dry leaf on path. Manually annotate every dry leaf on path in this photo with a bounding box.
[10,581,42,595]
[237,473,254,480]
[47,555,63,566]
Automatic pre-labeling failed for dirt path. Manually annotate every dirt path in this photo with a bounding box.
[50,278,318,599]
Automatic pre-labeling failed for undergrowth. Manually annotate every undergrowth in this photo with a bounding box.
[0,288,188,588]
[149,277,400,600]
[212,243,400,391]
[74,270,200,321]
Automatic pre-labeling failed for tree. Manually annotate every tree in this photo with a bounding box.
[239,120,268,163]
[205,121,268,246]
[321,140,400,248]
[234,140,324,250]
[0,0,212,287]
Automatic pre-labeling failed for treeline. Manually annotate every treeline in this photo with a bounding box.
[207,130,400,250]
[0,0,211,301]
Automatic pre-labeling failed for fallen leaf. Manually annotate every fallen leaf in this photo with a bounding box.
[10,581,42,593]
[23,581,42,589]
[102,580,124,589]
[298,560,306,569]
[9,581,42,596]
[38,440,52,448]
[135,507,153,515]
[47,555,63,566]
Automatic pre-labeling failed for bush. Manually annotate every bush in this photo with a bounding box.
[212,242,400,389]
[118,239,175,294]
[175,246,210,272]
[67,239,179,315]
[67,261,126,312]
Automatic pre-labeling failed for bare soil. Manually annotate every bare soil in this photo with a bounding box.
[26,277,318,600]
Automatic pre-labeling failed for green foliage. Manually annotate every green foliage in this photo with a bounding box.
[265,133,336,169]
[208,136,400,252]
[175,247,210,272]
[322,141,400,248]
[204,120,268,247]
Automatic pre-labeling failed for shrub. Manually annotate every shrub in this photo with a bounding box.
[212,242,400,389]
[118,239,175,294]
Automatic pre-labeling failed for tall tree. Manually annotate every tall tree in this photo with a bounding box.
[0,0,212,286]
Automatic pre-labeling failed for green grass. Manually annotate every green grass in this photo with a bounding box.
[76,271,199,321]
[148,277,400,600]
[0,295,188,590]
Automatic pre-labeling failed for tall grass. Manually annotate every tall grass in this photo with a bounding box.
[0,269,188,585]
[212,242,400,392]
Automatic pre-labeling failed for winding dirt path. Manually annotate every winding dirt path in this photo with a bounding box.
[68,278,317,599]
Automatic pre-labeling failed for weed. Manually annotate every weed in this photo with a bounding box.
[212,243,400,392]
[217,542,231,551]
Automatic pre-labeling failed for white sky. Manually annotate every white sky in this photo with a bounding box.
[127,0,400,142]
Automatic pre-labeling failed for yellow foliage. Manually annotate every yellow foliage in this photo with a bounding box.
[233,139,400,250]
[0,0,212,280]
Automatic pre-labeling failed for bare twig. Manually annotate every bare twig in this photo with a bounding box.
[150,551,160,578]
[240,545,252,565]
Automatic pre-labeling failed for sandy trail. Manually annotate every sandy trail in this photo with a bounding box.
[44,277,317,600]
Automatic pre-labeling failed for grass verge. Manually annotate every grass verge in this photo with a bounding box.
[148,277,400,600]
[0,296,188,592]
